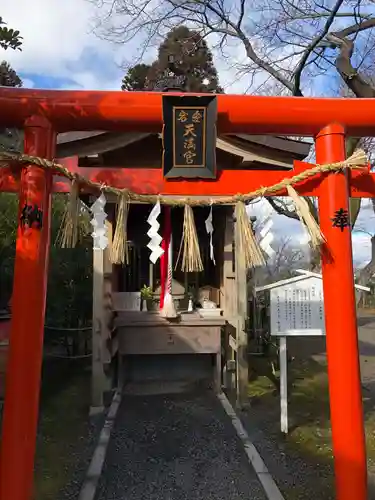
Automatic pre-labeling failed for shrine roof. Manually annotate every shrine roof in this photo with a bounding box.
[56,131,311,169]
[255,269,370,293]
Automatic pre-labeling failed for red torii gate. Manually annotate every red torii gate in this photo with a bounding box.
[0,89,375,500]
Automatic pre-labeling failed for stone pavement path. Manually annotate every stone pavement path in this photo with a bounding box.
[95,388,268,500]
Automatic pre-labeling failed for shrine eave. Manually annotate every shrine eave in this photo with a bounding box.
[54,131,311,170]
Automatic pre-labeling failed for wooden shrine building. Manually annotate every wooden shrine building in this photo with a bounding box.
[55,131,311,411]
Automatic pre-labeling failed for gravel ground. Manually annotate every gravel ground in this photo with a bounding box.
[95,388,267,500]
[57,412,105,500]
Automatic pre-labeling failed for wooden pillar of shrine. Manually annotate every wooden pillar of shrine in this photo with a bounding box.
[91,213,115,413]
[220,206,249,405]
[234,209,249,409]
[221,208,236,390]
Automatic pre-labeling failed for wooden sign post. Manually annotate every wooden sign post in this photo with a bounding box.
[256,270,370,434]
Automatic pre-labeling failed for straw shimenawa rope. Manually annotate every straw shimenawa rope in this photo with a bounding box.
[235,201,265,269]
[0,149,368,207]
[57,176,80,248]
[286,185,326,249]
[110,191,130,265]
[0,148,368,270]
[176,205,203,273]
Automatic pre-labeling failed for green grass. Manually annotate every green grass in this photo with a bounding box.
[248,357,332,454]
[247,355,375,498]
[33,366,92,500]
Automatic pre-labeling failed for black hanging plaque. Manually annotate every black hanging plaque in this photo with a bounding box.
[162,95,217,179]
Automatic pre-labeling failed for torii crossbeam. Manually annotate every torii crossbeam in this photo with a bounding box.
[0,89,374,500]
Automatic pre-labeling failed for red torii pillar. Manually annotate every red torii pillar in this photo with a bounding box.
[0,116,56,500]
[316,124,367,499]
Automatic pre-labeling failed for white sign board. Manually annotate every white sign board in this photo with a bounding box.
[256,270,370,434]
[270,276,325,336]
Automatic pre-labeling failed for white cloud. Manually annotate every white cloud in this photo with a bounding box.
[352,232,372,267]
[2,0,93,71]
[0,0,124,89]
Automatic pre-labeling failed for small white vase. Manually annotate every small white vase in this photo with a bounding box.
[188,298,193,312]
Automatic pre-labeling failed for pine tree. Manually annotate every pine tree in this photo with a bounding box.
[121,63,151,91]
[153,26,223,93]
[0,61,22,87]
[121,26,223,93]
[0,61,23,152]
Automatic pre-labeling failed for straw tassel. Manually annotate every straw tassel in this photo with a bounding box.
[343,149,367,168]
[178,205,203,273]
[234,201,265,269]
[110,191,130,265]
[58,177,81,248]
[286,185,325,249]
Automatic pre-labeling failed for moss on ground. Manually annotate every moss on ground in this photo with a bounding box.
[248,355,375,498]
[33,366,91,500]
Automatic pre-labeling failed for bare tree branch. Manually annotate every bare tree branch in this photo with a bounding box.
[267,197,300,220]
[264,236,308,281]
[327,29,375,97]
[293,0,345,95]
[90,0,375,102]
[237,0,245,29]
[334,17,375,39]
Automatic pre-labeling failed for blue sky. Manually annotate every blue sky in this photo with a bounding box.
[1,0,374,267]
